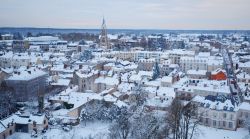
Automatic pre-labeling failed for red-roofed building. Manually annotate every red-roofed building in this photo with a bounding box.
[211,68,227,80]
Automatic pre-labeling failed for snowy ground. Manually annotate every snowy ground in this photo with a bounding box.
[195,125,250,139]
[7,121,110,139]
[7,122,250,139]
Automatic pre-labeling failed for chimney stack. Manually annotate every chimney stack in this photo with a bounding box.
[79,65,82,69]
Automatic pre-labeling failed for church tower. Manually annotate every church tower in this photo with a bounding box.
[99,17,110,49]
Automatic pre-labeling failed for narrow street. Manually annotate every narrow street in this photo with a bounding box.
[221,45,242,105]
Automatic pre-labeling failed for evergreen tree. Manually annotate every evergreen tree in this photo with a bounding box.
[152,62,160,80]
[27,32,33,37]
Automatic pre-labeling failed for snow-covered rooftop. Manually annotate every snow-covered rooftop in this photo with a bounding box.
[6,67,47,81]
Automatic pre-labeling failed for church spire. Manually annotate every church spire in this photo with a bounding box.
[99,17,110,49]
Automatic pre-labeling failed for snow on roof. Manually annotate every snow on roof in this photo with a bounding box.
[95,75,119,86]
[238,102,250,111]
[138,71,153,77]
[236,72,250,79]
[50,92,101,110]
[25,36,59,42]
[178,79,231,94]
[121,72,133,82]
[139,58,155,63]
[51,79,70,86]
[52,109,69,116]
[167,49,195,56]
[211,68,226,75]
[107,34,118,40]
[207,58,224,66]
[120,60,130,66]
[112,91,123,98]
[75,69,98,78]
[145,96,173,108]
[6,67,47,81]
[145,86,175,98]
[59,73,74,79]
[1,67,14,74]
[124,64,138,70]
[145,79,161,87]
[192,96,237,111]
[118,83,135,93]
[161,76,173,83]
[114,100,128,108]
[129,74,141,82]
[157,87,176,98]
[198,52,210,57]
[99,88,115,96]
[239,61,250,68]
[58,86,79,95]
[103,94,117,102]
[0,113,46,127]
[187,69,207,75]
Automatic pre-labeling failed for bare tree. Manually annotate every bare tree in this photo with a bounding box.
[167,98,199,139]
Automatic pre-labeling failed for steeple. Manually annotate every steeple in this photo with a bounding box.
[99,17,110,49]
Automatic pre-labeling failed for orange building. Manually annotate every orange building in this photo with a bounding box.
[211,68,227,80]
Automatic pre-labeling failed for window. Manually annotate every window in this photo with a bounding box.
[229,122,233,128]
[213,120,216,126]
[213,112,217,118]
[240,112,243,118]
[205,118,209,124]
[200,117,203,122]
[230,114,234,120]
[223,121,226,127]
[245,113,248,119]
[223,113,227,118]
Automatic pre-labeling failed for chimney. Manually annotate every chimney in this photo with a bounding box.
[64,64,67,69]
[79,65,82,69]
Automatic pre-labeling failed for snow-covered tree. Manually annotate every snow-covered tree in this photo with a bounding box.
[130,112,160,139]
[152,62,160,80]
[81,110,91,126]
[80,49,93,61]
[81,100,123,123]
[108,105,121,121]
[130,83,147,107]
[108,107,131,139]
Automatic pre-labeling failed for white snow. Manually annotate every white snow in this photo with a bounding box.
[195,125,249,139]
[7,121,110,139]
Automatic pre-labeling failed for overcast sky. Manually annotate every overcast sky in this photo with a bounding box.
[0,0,250,29]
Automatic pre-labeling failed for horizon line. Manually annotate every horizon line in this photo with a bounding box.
[1,27,250,31]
